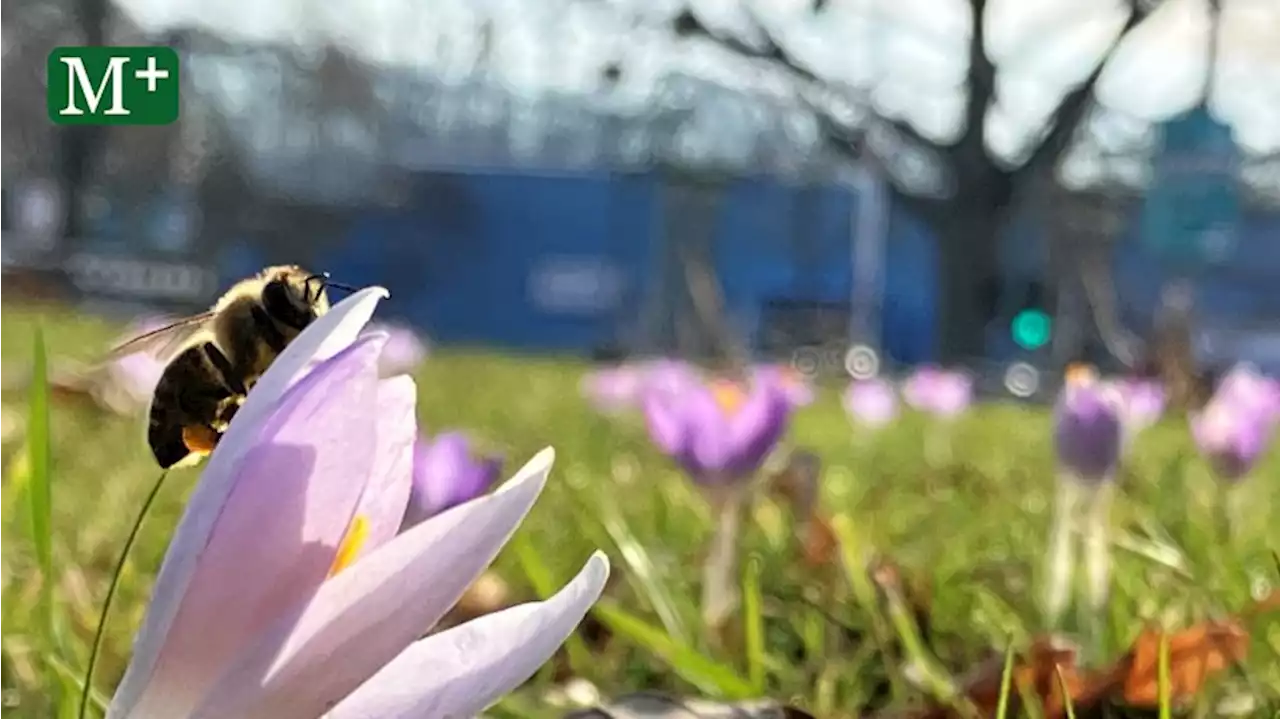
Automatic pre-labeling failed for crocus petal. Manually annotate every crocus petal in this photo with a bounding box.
[581,366,644,414]
[724,383,789,475]
[112,335,385,719]
[686,385,737,476]
[641,387,692,459]
[368,322,429,377]
[844,379,898,427]
[108,288,387,719]
[190,449,556,719]
[354,376,418,555]
[326,551,611,719]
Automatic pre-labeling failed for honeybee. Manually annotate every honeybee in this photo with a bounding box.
[106,265,355,469]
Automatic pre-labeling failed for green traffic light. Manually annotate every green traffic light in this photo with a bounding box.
[1011,309,1052,350]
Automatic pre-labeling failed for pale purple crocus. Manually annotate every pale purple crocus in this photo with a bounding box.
[1214,364,1280,423]
[106,288,609,719]
[844,378,898,429]
[902,366,973,419]
[752,364,815,408]
[401,432,504,530]
[363,320,429,377]
[581,358,698,415]
[1112,377,1166,439]
[1190,397,1275,484]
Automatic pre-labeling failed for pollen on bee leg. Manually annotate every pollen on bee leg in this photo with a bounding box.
[182,425,220,456]
[328,514,369,577]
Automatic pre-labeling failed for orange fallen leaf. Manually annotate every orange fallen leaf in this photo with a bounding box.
[800,513,838,567]
[1120,620,1249,707]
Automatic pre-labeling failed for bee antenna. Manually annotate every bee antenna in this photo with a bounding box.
[323,281,359,295]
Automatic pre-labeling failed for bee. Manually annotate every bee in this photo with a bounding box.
[106,265,356,469]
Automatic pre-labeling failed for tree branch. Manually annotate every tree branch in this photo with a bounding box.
[1015,0,1151,183]
[957,0,995,164]
[671,9,821,85]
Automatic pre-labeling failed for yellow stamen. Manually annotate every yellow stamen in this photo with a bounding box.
[328,514,369,577]
[1065,362,1099,386]
[709,379,747,416]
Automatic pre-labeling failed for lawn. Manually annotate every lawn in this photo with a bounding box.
[1,303,1277,718]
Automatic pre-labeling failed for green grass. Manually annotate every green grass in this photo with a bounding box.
[2,303,1279,718]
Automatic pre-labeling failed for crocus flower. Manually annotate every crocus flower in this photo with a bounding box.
[107,288,608,719]
[1214,364,1280,423]
[581,363,650,415]
[642,371,792,629]
[902,366,972,419]
[1190,397,1275,483]
[363,320,429,377]
[844,378,898,429]
[581,358,698,415]
[641,373,791,486]
[1112,377,1166,438]
[401,431,504,529]
[1053,378,1124,483]
[752,364,815,408]
[1045,369,1123,635]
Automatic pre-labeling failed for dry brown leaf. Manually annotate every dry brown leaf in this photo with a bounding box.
[1119,620,1249,707]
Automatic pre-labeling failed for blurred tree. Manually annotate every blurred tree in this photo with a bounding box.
[57,0,112,241]
[667,0,1155,362]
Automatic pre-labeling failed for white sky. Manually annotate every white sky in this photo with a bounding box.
[114,0,1280,171]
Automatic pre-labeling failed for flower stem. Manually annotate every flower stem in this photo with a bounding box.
[79,470,169,719]
[1083,481,1114,657]
[700,485,747,632]
[1044,477,1080,629]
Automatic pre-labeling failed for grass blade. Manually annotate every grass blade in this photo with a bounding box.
[995,644,1015,719]
[79,471,169,719]
[592,598,756,698]
[1157,632,1171,719]
[511,532,594,679]
[1055,664,1077,719]
[27,328,54,638]
[741,554,765,692]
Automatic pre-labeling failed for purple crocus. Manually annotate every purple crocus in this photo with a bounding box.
[843,378,898,428]
[106,288,608,719]
[902,366,973,419]
[1190,396,1275,483]
[641,373,791,486]
[401,432,504,529]
[1053,377,1124,483]
[362,320,429,377]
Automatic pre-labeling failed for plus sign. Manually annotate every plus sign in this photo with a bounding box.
[134,56,170,93]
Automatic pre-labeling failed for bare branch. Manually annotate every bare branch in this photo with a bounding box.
[1015,0,1151,182]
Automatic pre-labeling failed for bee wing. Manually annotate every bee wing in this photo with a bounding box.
[103,313,217,363]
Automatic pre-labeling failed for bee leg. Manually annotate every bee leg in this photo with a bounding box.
[215,396,243,430]
[202,343,248,395]
[250,304,291,352]
[181,424,221,456]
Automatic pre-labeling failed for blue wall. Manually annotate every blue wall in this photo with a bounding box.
[214,167,1280,361]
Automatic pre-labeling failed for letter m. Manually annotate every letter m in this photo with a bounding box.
[60,56,130,116]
